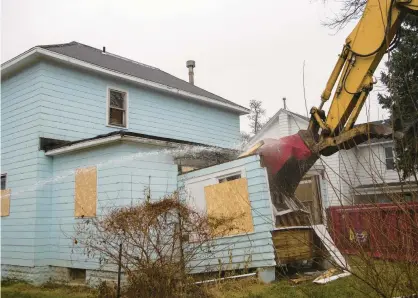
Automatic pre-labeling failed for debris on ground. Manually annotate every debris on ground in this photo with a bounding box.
[290,275,316,284]
[313,268,351,284]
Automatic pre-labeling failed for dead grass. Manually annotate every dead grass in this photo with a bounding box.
[1,281,96,298]
[3,257,418,298]
[204,276,368,298]
[1,277,364,298]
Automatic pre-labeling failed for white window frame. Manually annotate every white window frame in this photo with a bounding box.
[217,171,243,183]
[106,87,129,129]
[384,146,395,170]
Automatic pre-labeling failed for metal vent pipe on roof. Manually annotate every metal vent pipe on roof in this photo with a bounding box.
[283,97,287,110]
[186,60,195,85]
[102,47,106,53]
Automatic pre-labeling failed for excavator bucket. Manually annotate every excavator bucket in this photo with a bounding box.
[239,123,396,199]
[240,132,319,199]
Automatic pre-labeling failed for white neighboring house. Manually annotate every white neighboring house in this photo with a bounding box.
[245,109,417,207]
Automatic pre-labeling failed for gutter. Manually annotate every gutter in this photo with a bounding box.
[44,134,178,156]
[45,135,123,156]
[2,48,249,115]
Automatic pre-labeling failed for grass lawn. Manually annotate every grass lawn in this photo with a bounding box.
[2,257,418,298]
[205,275,370,298]
[1,275,368,298]
[1,281,96,298]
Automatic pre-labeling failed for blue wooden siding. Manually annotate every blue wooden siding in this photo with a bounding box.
[178,155,276,273]
[48,142,178,269]
[38,61,241,148]
[2,57,242,270]
[1,63,43,267]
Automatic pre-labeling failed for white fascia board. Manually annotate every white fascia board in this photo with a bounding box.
[2,48,249,115]
[1,47,38,69]
[45,134,181,156]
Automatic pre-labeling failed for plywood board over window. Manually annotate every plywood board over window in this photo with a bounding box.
[75,166,97,218]
[1,189,11,217]
[204,178,254,236]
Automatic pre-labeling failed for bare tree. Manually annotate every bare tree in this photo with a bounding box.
[322,0,366,30]
[240,131,251,145]
[248,100,266,134]
[74,192,240,298]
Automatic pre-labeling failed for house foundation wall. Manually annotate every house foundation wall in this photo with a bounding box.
[1,264,127,287]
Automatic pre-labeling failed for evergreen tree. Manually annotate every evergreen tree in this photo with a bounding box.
[378,15,418,181]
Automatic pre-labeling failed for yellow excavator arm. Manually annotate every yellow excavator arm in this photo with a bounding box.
[241,0,418,199]
[311,0,418,150]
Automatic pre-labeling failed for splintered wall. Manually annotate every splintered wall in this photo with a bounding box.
[178,155,276,273]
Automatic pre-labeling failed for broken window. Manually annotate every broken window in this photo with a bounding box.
[108,89,127,127]
[218,173,241,183]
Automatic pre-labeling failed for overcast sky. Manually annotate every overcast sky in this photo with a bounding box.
[1,0,388,132]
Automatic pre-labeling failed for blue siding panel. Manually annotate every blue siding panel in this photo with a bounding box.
[1,64,43,267]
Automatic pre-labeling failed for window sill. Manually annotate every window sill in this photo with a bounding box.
[106,124,129,130]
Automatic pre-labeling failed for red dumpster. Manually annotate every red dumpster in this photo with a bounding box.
[327,203,418,262]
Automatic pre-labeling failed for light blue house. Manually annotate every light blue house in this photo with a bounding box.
[1,42,286,284]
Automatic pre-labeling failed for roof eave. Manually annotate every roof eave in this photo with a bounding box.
[44,134,180,156]
[2,47,249,115]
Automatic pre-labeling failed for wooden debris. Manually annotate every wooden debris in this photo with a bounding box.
[290,275,315,284]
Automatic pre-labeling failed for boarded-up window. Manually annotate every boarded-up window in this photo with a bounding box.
[204,178,254,236]
[75,166,97,218]
[1,189,11,217]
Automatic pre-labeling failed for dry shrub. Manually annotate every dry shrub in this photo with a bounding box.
[97,281,117,298]
[75,191,240,298]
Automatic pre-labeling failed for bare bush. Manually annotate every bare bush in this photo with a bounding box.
[74,192,240,298]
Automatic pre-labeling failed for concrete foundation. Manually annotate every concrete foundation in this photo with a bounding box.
[257,266,276,283]
[1,264,127,287]
[1,265,52,285]
[86,269,127,287]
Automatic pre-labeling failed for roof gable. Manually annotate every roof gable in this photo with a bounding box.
[247,108,309,144]
[2,41,249,115]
